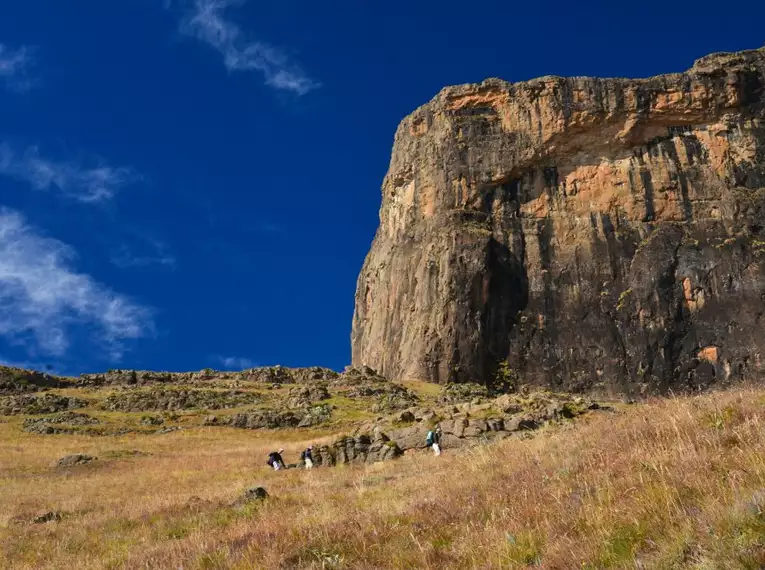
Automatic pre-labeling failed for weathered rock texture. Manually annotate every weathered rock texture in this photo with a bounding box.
[0,394,87,416]
[0,366,71,395]
[98,388,259,412]
[352,47,765,396]
[311,434,402,467]
[78,366,337,388]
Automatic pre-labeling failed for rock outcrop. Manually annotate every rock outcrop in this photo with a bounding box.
[352,47,765,396]
[0,366,71,395]
[98,388,259,412]
[311,433,402,467]
[305,391,600,468]
[23,413,101,435]
[78,366,337,388]
[203,404,332,430]
[55,454,96,468]
[0,394,88,415]
[362,391,599,454]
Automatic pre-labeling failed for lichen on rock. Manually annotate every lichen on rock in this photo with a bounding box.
[352,46,765,397]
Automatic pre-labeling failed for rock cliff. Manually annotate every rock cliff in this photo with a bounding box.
[352,47,765,396]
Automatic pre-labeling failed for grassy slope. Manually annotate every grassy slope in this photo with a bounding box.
[2,388,765,569]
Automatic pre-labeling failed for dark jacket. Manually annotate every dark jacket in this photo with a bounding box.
[267,452,284,467]
[426,430,441,445]
[301,449,313,461]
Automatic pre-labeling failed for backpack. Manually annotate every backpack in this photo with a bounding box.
[426,431,434,445]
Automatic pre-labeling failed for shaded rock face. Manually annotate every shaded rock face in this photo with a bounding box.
[352,47,765,396]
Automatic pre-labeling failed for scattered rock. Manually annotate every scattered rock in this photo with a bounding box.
[437,383,491,405]
[78,366,338,388]
[297,404,332,427]
[209,405,332,430]
[341,366,386,383]
[0,366,71,395]
[0,394,88,416]
[372,385,419,413]
[56,454,96,468]
[219,411,302,430]
[23,412,101,435]
[99,388,259,412]
[286,383,330,408]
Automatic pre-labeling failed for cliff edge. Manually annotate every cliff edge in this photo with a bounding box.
[352,47,765,396]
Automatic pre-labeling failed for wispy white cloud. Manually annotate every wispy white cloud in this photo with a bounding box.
[0,208,153,359]
[110,238,176,270]
[0,144,139,203]
[0,44,38,92]
[217,355,257,370]
[177,0,319,95]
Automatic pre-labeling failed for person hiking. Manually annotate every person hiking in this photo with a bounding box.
[300,446,314,469]
[426,426,442,456]
[267,449,286,471]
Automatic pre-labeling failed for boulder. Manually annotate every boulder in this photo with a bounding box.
[387,425,429,451]
[396,410,416,423]
[33,511,62,524]
[286,383,331,408]
[296,404,332,427]
[243,487,268,501]
[504,416,540,432]
[56,454,96,468]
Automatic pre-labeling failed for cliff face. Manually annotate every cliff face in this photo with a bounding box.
[352,47,765,397]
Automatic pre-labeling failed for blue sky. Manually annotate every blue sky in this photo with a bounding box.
[0,0,762,375]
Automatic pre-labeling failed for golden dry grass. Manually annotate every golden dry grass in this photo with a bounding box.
[2,388,765,569]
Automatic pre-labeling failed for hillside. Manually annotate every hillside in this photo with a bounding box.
[2,367,764,568]
[3,44,765,570]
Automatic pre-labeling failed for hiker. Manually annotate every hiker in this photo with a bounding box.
[426,426,442,456]
[267,449,286,471]
[301,446,314,469]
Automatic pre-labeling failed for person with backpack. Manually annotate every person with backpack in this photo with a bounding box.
[300,446,314,469]
[267,449,286,470]
[426,426,442,456]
